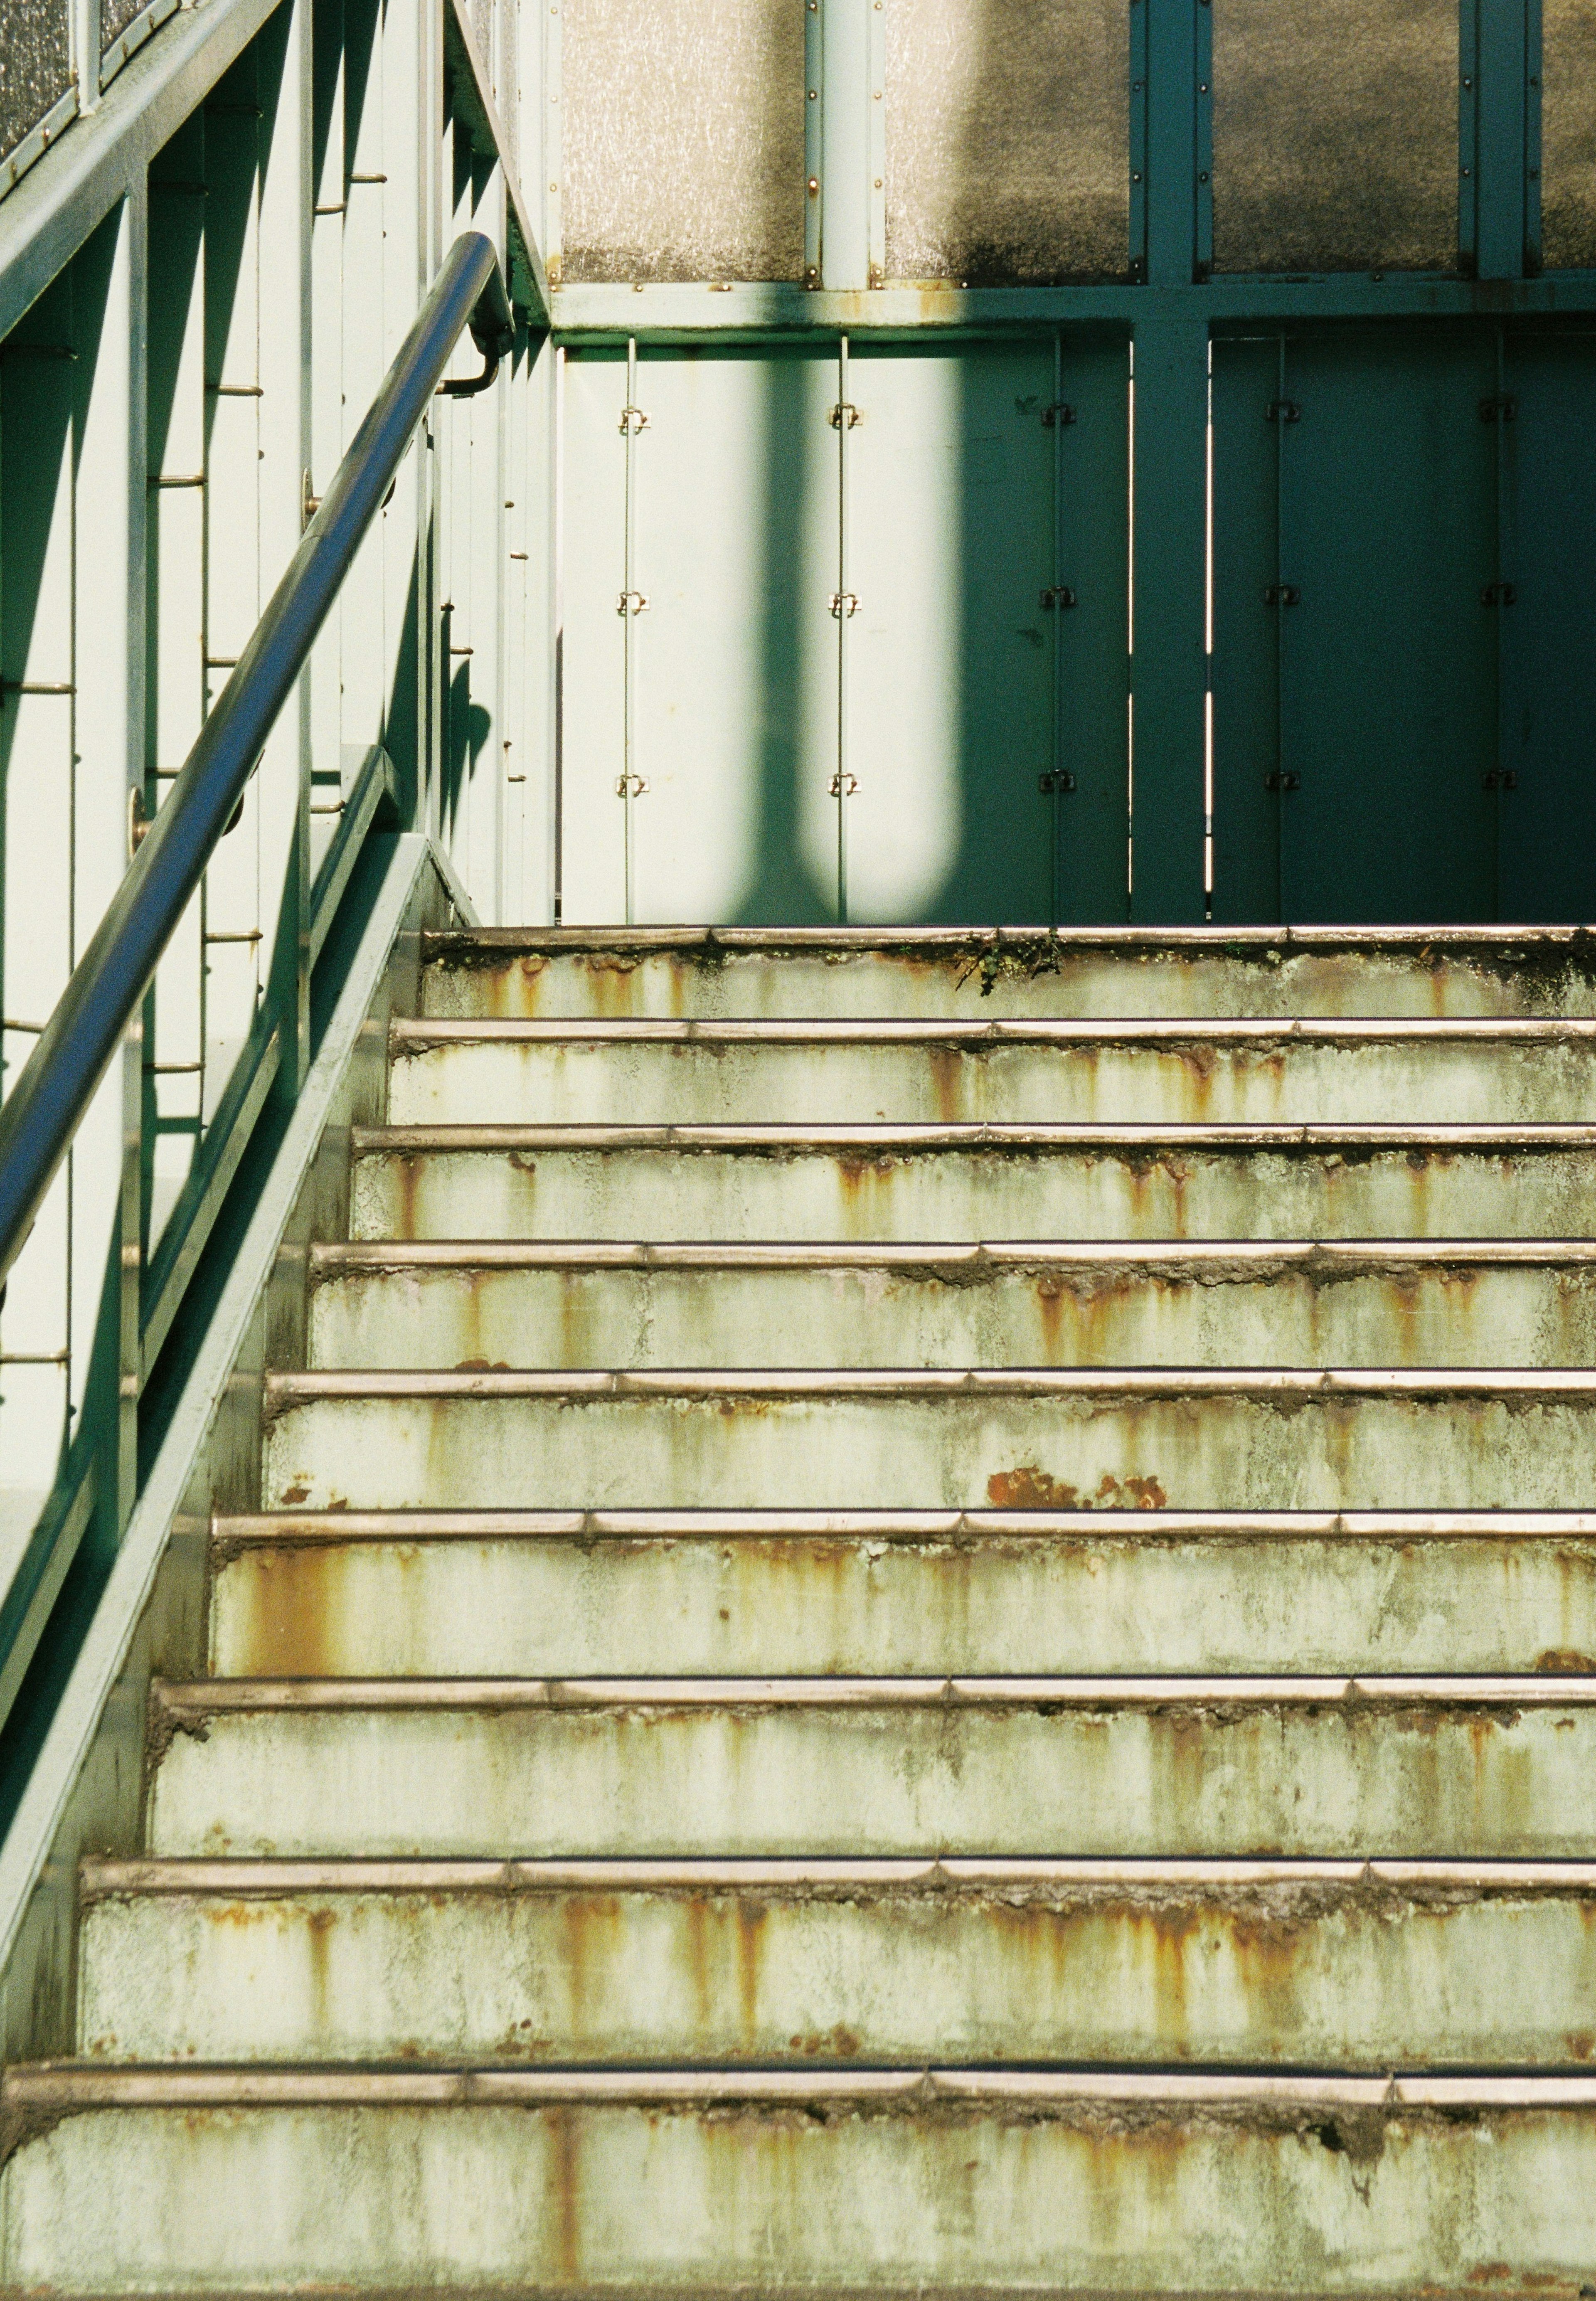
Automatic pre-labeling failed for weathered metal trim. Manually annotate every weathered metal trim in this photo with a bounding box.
[389,1014,1596,1049]
[150,1674,1596,1718]
[426,924,1596,956]
[207,1505,1596,1547]
[77,1854,1596,1899]
[262,1365,1596,1405]
[351,1120,1596,1154]
[9,2063,1596,2112]
[307,1237,1596,1277]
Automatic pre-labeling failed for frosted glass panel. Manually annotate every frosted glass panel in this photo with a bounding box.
[1213,0,1456,273]
[0,0,72,165]
[561,0,805,283]
[1543,0,1596,267]
[885,0,1128,283]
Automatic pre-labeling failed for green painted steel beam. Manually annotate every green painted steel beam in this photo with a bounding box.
[549,275,1596,345]
[1129,318,1207,924]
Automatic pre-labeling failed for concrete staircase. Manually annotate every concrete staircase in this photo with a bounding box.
[7,926,1596,2291]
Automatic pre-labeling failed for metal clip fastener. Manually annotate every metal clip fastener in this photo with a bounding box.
[1264,771,1301,791]
[1479,394,1517,422]
[1038,771,1077,793]
[1265,399,1301,423]
[1042,403,1075,428]
[828,402,862,429]
[1481,581,1517,606]
[829,773,859,796]
[1264,584,1301,606]
[618,590,650,616]
[1040,586,1077,611]
[619,406,649,434]
[1483,769,1519,789]
[128,787,151,857]
[616,774,649,797]
[830,592,860,618]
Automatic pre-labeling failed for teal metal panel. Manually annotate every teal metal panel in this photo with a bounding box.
[1275,330,1497,922]
[1208,334,1279,923]
[1054,333,1130,925]
[1128,316,1206,921]
[1497,331,1596,921]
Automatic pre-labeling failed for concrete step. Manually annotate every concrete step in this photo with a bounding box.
[350,1122,1596,1243]
[76,1857,1596,2069]
[419,924,1596,1020]
[387,1017,1596,1127]
[308,1239,1596,1370]
[7,2066,1596,2294]
[207,1510,1596,1679]
[264,1367,1596,1513]
[147,1675,1596,1860]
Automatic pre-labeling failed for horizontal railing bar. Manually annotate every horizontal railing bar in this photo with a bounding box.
[0,231,511,1296]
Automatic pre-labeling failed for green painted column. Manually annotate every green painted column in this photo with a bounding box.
[1129,0,1206,923]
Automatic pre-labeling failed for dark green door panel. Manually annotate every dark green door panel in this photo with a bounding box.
[1212,328,1498,924]
[1498,334,1596,923]
[1209,336,1282,923]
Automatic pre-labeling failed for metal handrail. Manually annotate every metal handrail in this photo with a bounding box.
[0,230,512,1291]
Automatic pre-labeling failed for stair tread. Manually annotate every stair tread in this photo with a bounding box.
[353,1118,1596,1147]
[309,1236,1596,1269]
[394,1015,1596,1043]
[79,1854,1596,1891]
[211,1505,1596,1540]
[153,1674,1596,1710]
[265,1364,1596,1399]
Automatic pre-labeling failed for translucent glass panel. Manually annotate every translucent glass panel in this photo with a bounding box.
[0,0,72,165]
[1542,0,1596,268]
[885,0,1128,283]
[1212,0,1456,273]
[560,0,805,283]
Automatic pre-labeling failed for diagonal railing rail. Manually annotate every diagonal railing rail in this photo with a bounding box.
[0,229,511,1297]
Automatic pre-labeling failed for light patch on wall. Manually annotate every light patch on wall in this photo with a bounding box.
[561,0,805,283]
[884,0,1129,283]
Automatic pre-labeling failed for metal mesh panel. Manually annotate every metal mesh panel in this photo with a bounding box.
[561,0,805,283]
[1212,0,1456,273]
[102,0,151,47]
[884,0,1128,283]
[0,0,72,170]
[1543,0,1596,268]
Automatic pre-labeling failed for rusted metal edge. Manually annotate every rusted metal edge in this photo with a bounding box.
[10,2064,1596,2113]
[260,1365,1596,1406]
[418,924,1596,957]
[207,1506,1596,1549]
[77,1854,1596,1899]
[348,1120,1596,1154]
[306,1238,1596,1277]
[389,1015,1596,1049]
[148,1673,1596,1717]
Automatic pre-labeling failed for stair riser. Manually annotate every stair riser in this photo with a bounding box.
[265,1390,1596,1513]
[389,1039,1596,1128]
[309,1261,1596,1371]
[352,1145,1596,1244]
[211,1535,1596,1678]
[10,2098,1596,2293]
[149,1702,1596,1859]
[78,1886,1596,2067]
[421,944,1596,1022]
